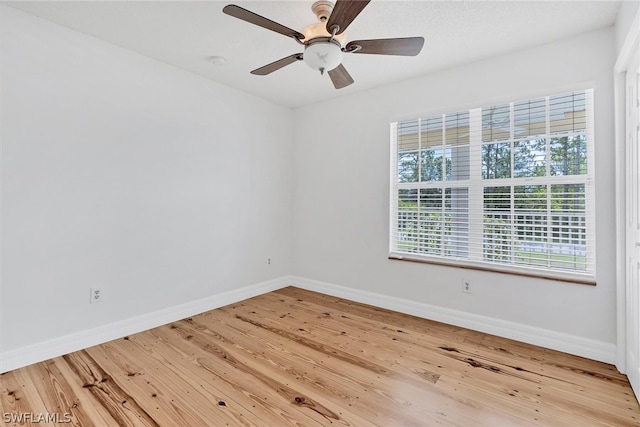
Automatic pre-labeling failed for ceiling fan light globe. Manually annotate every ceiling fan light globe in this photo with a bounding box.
[303,38,343,72]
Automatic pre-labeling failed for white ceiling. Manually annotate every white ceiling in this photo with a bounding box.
[4,1,622,109]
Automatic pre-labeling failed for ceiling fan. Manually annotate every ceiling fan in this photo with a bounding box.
[222,1,425,89]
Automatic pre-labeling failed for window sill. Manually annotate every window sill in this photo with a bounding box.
[388,252,596,286]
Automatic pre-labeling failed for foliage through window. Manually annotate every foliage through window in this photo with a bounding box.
[390,90,595,282]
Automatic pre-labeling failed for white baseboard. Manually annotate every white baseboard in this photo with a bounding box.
[0,276,291,373]
[1,274,616,373]
[289,276,617,365]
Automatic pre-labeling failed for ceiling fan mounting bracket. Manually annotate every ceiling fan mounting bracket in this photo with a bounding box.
[311,1,334,22]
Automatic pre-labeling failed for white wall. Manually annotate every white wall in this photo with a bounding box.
[615,0,639,56]
[292,27,617,345]
[1,6,293,353]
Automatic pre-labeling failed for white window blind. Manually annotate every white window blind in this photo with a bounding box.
[390,89,595,284]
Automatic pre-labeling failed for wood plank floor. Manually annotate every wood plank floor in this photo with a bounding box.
[1,286,639,426]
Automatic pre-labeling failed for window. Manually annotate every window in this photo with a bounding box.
[390,90,595,284]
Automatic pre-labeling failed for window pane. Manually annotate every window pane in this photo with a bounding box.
[550,184,586,270]
[550,91,587,134]
[419,189,443,254]
[514,185,548,267]
[420,149,443,182]
[398,152,418,182]
[397,189,419,253]
[422,116,443,147]
[482,142,511,179]
[514,97,547,138]
[420,188,443,209]
[398,119,419,151]
[444,111,471,181]
[447,188,469,258]
[514,139,546,178]
[448,144,470,180]
[482,104,510,142]
[551,183,585,213]
[483,186,512,262]
[550,135,587,176]
[445,111,470,145]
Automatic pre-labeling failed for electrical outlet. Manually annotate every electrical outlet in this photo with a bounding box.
[90,287,102,304]
[462,279,472,294]
[268,258,271,265]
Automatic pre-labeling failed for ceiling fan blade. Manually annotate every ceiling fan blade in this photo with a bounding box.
[223,4,305,40]
[346,37,425,56]
[328,64,354,89]
[250,53,303,76]
[325,0,370,36]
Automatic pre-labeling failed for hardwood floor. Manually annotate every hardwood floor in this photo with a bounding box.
[1,286,639,426]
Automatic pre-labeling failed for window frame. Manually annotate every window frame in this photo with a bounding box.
[389,89,596,285]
